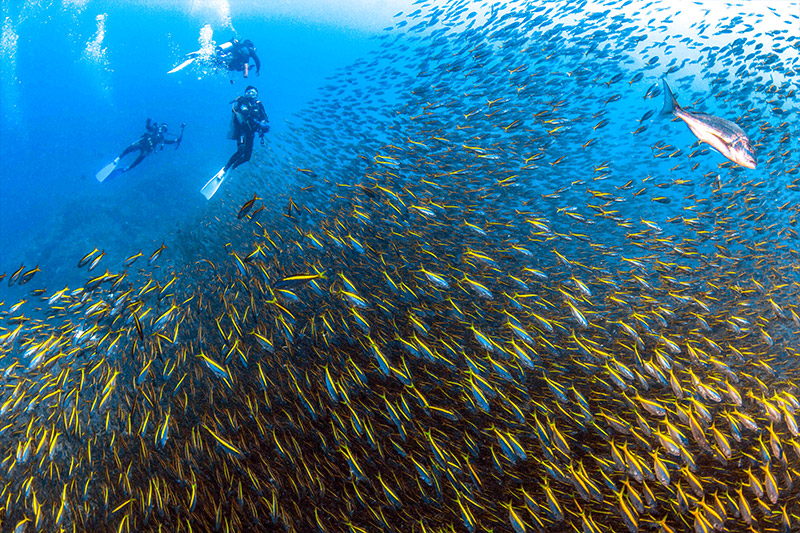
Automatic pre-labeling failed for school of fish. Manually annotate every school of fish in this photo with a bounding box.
[1,0,799,532]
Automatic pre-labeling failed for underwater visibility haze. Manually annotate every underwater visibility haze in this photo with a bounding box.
[1,0,800,531]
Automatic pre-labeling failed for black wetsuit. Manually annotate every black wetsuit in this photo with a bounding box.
[224,97,268,172]
[217,41,261,75]
[119,119,178,171]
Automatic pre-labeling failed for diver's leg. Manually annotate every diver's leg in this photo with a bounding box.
[124,152,147,172]
[224,150,241,171]
[119,143,138,158]
[224,141,246,171]
[239,133,254,165]
[226,135,251,171]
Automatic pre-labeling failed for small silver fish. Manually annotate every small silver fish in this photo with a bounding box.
[661,78,756,169]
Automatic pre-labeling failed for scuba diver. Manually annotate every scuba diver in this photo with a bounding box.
[216,38,261,79]
[201,86,269,200]
[96,119,185,182]
[169,38,260,81]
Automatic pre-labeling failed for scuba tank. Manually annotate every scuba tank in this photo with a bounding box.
[218,39,237,53]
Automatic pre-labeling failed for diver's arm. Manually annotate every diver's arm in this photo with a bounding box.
[255,104,269,133]
[252,52,261,75]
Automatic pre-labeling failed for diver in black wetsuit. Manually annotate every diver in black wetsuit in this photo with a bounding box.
[201,86,269,199]
[215,38,261,79]
[223,86,269,173]
[114,119,184,173]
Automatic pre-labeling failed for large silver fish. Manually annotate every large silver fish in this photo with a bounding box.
[661,78,757,169]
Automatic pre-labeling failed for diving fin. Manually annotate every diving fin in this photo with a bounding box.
[201,167,227,200]
[168,57,196,74]
[96,157,120,183]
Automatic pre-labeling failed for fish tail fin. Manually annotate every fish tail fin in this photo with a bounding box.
[661,77,680,116]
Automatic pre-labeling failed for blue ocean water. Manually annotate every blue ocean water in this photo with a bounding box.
[2,1,796,295]
[1,1,397,292]
[1,1,799,532]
